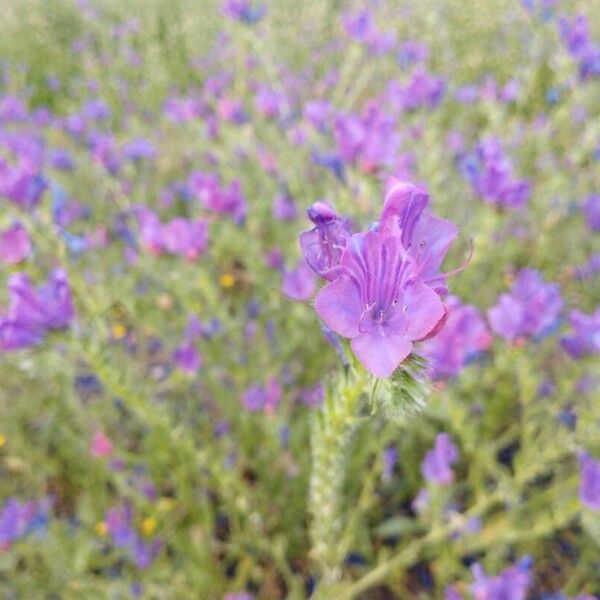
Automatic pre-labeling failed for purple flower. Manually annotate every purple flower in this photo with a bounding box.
[122,138,156,161]
[105,504,161,569]
[420,296,492,378]
[272,192,297,221]
[488,269,563,342]
[461,137,531,208]
[189,172,247,224]
[255,85,285,119]
[421,433,459,485]
[315,231,444,378]
[299,201,352,281]
[398,67,446,111]
[0,269,74,351]
[378,178,461,295]
[582,195,600,231]
[173,342,202,375]
[578,451,600,511]
[300,383,324,407]
[470,560,532,600]
[334,103,400,172]
[281,260,317,301]
[303,100,331,131]
[559,15,591,58]
[0,222,31,264]
[561,308,600,358]
[222,0,266,24]
[0,498,47,550]
[241,385,266,411]
[161,218,209,261]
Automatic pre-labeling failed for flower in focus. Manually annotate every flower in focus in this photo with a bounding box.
[421,433,459,485]
[487,269,563,342]
[315,231,444,377]
[299,201,352,281]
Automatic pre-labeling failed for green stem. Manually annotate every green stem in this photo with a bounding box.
[309,366,368,589]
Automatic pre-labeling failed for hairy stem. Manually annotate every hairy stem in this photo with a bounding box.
[309,365,368,589]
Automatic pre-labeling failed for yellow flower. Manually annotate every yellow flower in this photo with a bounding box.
[95,521,108,536]
[0,434,5,449]
[111,323,127,339]
[141,517,157,536]
[220,273,235,289]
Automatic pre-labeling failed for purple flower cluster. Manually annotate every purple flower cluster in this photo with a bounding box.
[0,130,47,209]
[105,504,162,569]
[0,269,74,351]
[388,67,447,111]
[582,195,600,232]
[469,559,532,600]
[487,269,563,342]
[420,296,492,378]
[222,0,266,25]
[460,137,531,208]
[342,9,395,55]
[188,172,247,225]
[561,307,600,358]
[558,15,600,80]
[301,178,461,378]
[136,208,209,261]
[334,103,401,173]
[0,498,49,552]
[241,376,282,414]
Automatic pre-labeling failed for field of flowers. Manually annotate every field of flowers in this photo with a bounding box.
[0,0,599,598]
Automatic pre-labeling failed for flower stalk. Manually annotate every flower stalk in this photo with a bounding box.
[309,363,367,587]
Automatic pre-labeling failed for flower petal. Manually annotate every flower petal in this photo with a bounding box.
[351,331,412,378]
[403,281,445,340]
[314,275,361,337]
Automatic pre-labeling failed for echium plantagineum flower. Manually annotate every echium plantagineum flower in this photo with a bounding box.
[578,451,600,511]
[469,558,532,600]
[0,131,47,209]
[460,137,530,208]
[135,208,209,261]
[558,15,600,80]
[560,307,600,358]
[0,498,49,551]
[299,201,352,281]
[487,269,563,342]
[421,433,459,485]
[334,103,400,173]
[0,222,31,264]
[304,178,464,378]
[0,269,74,351]
[222,0,266,24]
[188,171,247,225]
[420,295,492,378]
[105,504,162,569]
[582,195,600,232]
